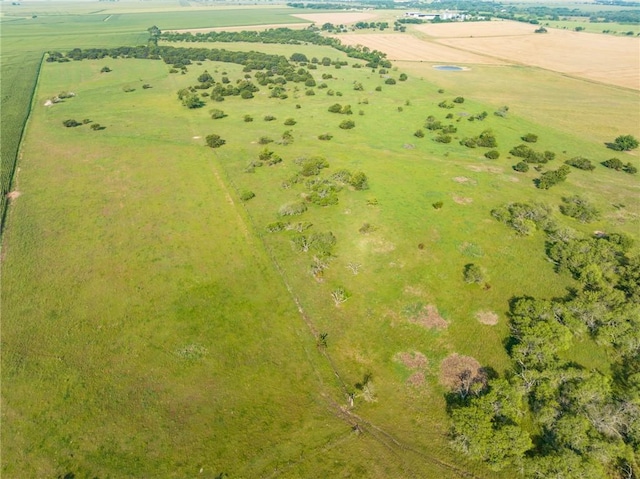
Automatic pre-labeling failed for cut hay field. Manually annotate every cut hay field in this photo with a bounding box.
[336,20,640,90]
[3,31,639,477]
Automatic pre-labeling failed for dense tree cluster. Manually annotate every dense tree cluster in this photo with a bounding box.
[451,207,640,476]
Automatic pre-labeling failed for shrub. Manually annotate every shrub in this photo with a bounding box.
[279,201,308,216]
[565,157,595,171]
[266,221,287,232]
[385,78,396,85]
[375,86,382,91]
[264,115,276,121]
[494,106,509,117]
[211,109,226,119]
[453,96,464,104]
[491,202,553,235]
[463,264,485,284]
[349,171,369,190]
[240,90,254,99]
[243,114,253,122]
[602,158,624,170]
[536,165,570,189]
[100,66,111,73]
[607,134,639,151]
[624,163,638,174]
[62,119,81,127]
[521,133,538,143]
[258,136,273,145]
[296,156,329,176]
[318,133,333,140]
[205,134,225,148]
[142,84,152,89]
[240,190,255,202]
[438,100,454,109]
[399,73,408,81]
[414,129,425,138]
[284,118,296,126]
[280,130,294,145]
[513,162,529,172]
[90,123,103,130]
[305,89,315,96]
[485,150,500,159]
[559,195,599,223]
[435,134,452,143]
[339,120,355,130]
[432,201,443,209]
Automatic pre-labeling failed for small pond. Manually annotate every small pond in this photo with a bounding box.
[433,65,466,72]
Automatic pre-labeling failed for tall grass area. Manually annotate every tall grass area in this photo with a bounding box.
[0,3,306,231]
[3,33,637,476]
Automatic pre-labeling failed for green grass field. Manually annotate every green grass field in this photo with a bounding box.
[2,5,639,478]
[0,2,307,228]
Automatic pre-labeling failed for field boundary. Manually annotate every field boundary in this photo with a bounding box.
[1,53,45,236]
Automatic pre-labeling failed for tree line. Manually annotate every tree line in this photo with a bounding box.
[158,27,391,68]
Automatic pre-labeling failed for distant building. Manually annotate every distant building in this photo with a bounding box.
[404,11,466,21]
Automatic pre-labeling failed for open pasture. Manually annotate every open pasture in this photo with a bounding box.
[3,30,639,476]
[291,11,380,25]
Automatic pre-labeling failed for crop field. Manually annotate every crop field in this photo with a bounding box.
[336,33,506,64]
[340,21,640,89]
[2,4,640,478]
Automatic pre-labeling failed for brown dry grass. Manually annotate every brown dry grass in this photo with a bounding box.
[335,33,504,64]
[475,311,499,326]
[394,351,429,370]
[452,196,473,205]
[452,176,476,184]
[409,304,448,329]
[292,12,378,25]
[406,371,426,387]
[439,354,487,390]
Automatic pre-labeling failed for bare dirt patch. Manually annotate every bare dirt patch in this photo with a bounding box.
[439,353,487,391]
[292,12,378,25]
[6,191,21,200]
[394,351,428,370]
[475,310,499,326]
[453,195,473,205]
[335,33,504,64]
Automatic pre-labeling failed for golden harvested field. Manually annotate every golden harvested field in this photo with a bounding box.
[339,21,639,89]
[415,20,541,38]
[336,33,505,64]
[292,11,378,24]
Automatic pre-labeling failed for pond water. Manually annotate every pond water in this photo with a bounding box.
[433,65,465,71]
